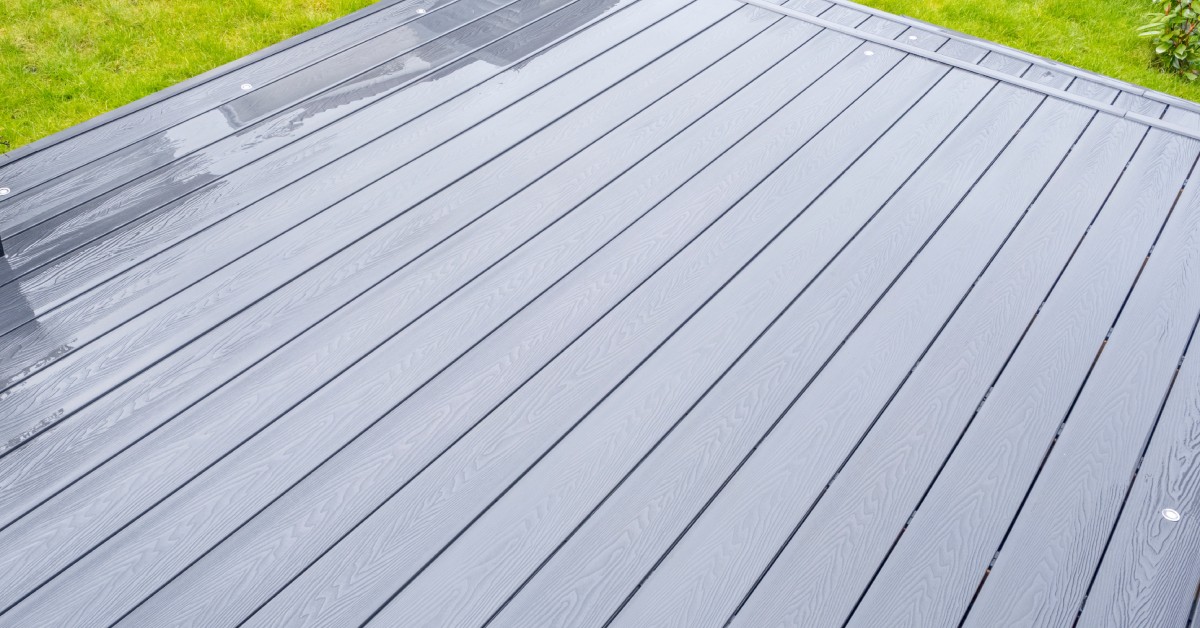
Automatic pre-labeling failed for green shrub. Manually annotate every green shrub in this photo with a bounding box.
[1141,0,1200,80]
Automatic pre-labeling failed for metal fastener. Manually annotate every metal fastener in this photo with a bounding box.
[864,50,874,56]
[908,35,918,40]
[0,188,9,196]
[1162,508,1181,522]
[417,7,427,13]
[241,83,253,91]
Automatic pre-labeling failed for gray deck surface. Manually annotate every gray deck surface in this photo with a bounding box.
[1,0,1199,625]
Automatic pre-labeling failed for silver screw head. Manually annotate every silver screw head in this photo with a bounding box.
[864,50,874,56]
[0,187,9,196]
[1162,508,1181,522]
[416,7,427,13]
[908,35,918,40]
[240,83,253,91]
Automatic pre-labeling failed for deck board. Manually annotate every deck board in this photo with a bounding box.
[2,0,1200,625]
[848,114,1149,626]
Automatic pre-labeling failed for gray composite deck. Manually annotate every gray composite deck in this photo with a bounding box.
[0,0,1199,625]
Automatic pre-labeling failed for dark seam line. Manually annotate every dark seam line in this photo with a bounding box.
[0,0,459,192]
[600,65,971,628]
[1187,580,1200,626]
[1072,195,1200,626]
[954,129,1195,626]
[722,87,1042,628]
[105,6,808,625]
[1,0,529,242]
[355,33,872,628]
[0,0,654,457]
[0,0,659,389]
[0,4,760,614]
[484,54,944,628]
[0,0,421,167]
[840,109,1099,627]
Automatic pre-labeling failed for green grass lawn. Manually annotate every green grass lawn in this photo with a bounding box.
[0,0,1195,155]
[0,0,375,154]
[855,0,1200,102]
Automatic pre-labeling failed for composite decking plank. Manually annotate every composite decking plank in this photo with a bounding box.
[493,69,1035,628]
[0,0,680,406]
[608,84,1043,628]
[965,130,1200,627]
[0,12,833,626]
[0,0,745,463]
[357,46,949,628]
[0,0,521,240]
[847,116,1150,627]
[0,0,785,580]
[0,0,449,203]
[225,46,945,628]
[1078,297,1200,626]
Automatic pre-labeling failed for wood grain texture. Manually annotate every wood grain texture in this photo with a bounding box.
[494,68,1025,628]
[0,0,656,352]
[0,0,521,239]
[0,0,735,480]
[607,84,1042,628]
[966,130,1200,627]
[0,4,801,619]
[1078,302,1200,626]
[609,70,997,628]
[0,0,448,207]
[359,47,944,628]
[849,115,1149,628]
